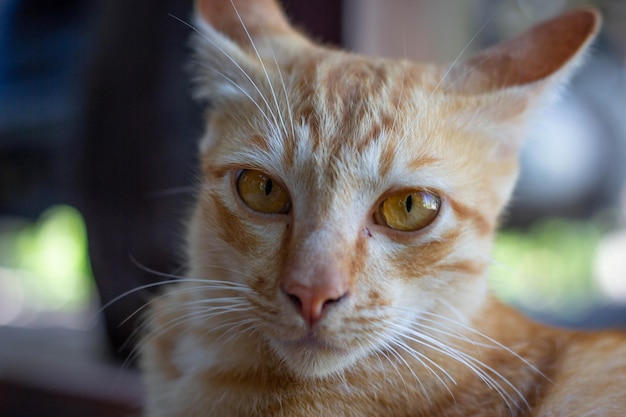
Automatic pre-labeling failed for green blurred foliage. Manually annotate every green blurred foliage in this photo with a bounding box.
[0,205,94,312]
[490,218,605,318]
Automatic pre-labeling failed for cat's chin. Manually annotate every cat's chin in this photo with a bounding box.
[268,335,368,380]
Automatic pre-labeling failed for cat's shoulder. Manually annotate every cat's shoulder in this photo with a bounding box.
[535,330,626,416]
[476,298,626,416]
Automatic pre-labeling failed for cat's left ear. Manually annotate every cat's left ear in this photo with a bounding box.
[448,9,601,116]
[191,0,310,103]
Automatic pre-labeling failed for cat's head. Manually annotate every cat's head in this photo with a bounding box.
[186,0,599,378]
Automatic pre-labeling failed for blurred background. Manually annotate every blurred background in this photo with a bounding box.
[0,0,625,415]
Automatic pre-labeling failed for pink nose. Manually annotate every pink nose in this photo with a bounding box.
[282,282,348,328]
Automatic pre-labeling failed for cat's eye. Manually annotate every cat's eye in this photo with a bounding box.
[236,170,291,214]
[374,190,440,231]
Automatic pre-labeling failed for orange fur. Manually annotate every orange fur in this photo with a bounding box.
[142,2,625,416]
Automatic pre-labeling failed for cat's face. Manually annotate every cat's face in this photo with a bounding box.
[183,0,599,379]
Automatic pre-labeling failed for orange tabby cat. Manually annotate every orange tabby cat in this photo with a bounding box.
[141,1,626,416]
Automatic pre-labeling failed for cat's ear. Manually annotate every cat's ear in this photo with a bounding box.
[448,9,601,110]
[191,0,310,103]
[195,0,296,46]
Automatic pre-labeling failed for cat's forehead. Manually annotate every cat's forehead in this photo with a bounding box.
[289,53,440,144]
[286,55,437,149]
[284,54,458,183]
[204,52,464,193]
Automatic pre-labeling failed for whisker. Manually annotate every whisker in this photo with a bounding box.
[395,314,499,351]
[429,14,495,98]
[95,279,180,321]
[208,318,260,352]
[379,343,434,403]
[435,298,468,323]
[387,320,527,413]
[96,276,252,319]
[145,185,197,198]
[170,14,281,133]
[387,326,458,389]
[386,67,407,163]
[386,335,445,404]
[389,35,407,135]
[515,0,535,21]
[126,300,255,369]
[440,53,494,94]
[229,0,289,139]
[129,298,249,347]
[396,12,496,152]
[192,60,274,126]
[129,256,247,286]
[118,286,239,328]
[265,34,296,142]
[138,261,253,288]
[420,310,548,381]
[389,310,530,410]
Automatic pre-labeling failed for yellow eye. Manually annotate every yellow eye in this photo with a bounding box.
[375,190,440,231]
[236,170,291,214]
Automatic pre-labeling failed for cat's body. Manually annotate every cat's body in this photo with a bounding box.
[142,1,626,416]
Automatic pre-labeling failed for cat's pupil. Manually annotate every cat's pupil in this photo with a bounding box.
[265,179,273,196]
[405,195,413,213]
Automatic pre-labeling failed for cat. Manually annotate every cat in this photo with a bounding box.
[141,0,626,416]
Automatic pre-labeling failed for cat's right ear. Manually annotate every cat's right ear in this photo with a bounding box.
[190,0,310,103]
[447,9,601,115]
[440,8,601,160]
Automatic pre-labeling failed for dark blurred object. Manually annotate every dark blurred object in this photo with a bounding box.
[0,326,141,417]
[0,0,93,216]
[79,0,343,360]
[78,0,201,361]
[0,382,137,417]
[281,0,342,45]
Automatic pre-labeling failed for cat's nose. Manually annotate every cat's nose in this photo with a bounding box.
[282,282,348,328]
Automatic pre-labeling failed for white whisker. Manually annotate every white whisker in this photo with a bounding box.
[207,318,260,352]
[421,310,548,381]
[192,60,274,126]
[228,0,289,139]
[170,14,281,134]
[387,327,458,389]
[396,13,495,151]
[96,277,251,317]
[265,35,296,141]
[384,316,529,414]
[389,41,407,135]
[429,15,494,98]
[127,298,255,368]
[387,334,448,404]
[118,281,253,326]
[386,336,428,397]
[441,53,493,94]
[145,185,197,198]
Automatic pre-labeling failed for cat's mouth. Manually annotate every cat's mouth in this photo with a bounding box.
[281,333,349,355]
[270,332,364,378]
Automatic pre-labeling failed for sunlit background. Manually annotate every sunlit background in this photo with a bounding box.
[0,205,94,328]
[1,0,625,415]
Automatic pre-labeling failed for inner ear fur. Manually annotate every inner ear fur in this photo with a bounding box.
[457,8,601,94]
